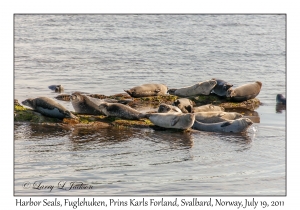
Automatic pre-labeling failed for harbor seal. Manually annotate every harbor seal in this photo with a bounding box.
[173,98,194,113]
[124,83,168,98]
[158,103,182,113]
[98,102,146,120]
[192,104,224,112]
[276,94,286,105]
[167,79,217,97]
[192,118,253,133]
[147,113,195,130]
[194,111,243,123]
[70,92,109,115]
[211,78,233,97]
[227,81,262,102]
[48,85,64,93]
[21,97,76,119]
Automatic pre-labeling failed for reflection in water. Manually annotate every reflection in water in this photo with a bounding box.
[214,132,253,152]
[143,129,194,149]
[276,104,286,113]
[14,123,69,140]
[69,127,137,151]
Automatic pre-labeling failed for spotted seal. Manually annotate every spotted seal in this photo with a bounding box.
[227,81,262,102]
[147,113,195,130]
[194,111,243,123]
[192,104,225,112]
[124,84,168,98]
[167,79,217,97]
[173,98,194,113]
[22,97,76,119]
[48,85,64,93]
[98,102,146,120]
[192,118,253,133]
[276,94,286,105]
[158,103,182,113]
[211,78,233,97]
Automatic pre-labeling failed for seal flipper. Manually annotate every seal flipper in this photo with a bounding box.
[171,116,180,126]
[220,121,232,127]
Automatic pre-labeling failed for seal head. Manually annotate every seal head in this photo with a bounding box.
[173,98,194,113]
[276,94,286,105]
[49,85,64,93]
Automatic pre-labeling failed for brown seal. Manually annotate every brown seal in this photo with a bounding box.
[168,79,217,97]
[227,81,262,102]
[124,84,168,98]
[98,103,146,120]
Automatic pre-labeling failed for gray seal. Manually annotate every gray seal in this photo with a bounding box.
[21,97,76,119]
[147,113,195,130]
[98,102,146,120]
[124,84,168,98]
[70,92,112,115]
[276,94,286,105]
[194,111,243,123]
[211,78,233,97]
[192,104,225,112]
[227,81,262,102]
[168,79,217,97]
[192,118,253,133]
[49,85,64,93]
[158,103,182,113]
[173,98,194,113]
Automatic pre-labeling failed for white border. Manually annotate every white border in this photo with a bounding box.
[3,0,297,209]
